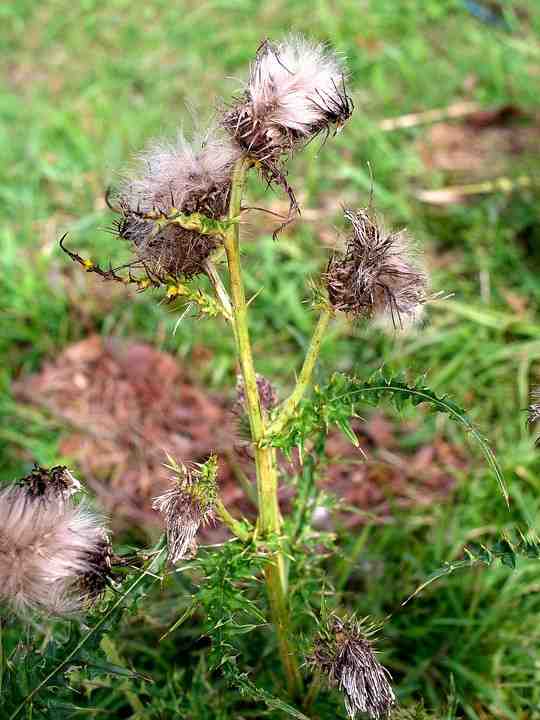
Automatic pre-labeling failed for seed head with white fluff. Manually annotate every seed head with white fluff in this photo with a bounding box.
[0,467,112,615]
[152,456,218,564]
[109,128,241,283]
[224,36,352,163]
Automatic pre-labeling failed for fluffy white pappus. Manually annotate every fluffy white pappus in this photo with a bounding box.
[0,485,109,615]
[120,127,241,215]
[248,35,351,137]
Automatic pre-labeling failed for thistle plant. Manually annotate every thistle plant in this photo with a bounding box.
[3,34,518,720]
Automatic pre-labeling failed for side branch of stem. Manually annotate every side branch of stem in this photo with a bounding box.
[265,308,332,440]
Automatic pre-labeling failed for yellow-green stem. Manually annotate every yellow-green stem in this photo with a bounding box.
[223,157,302,697]
[266,308,332,440]
[215,498,251,542]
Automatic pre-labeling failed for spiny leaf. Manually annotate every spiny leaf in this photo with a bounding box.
[268,371,507,505]
[403,530,540,604]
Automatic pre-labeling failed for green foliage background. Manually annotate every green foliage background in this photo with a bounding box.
[2,1,540,717]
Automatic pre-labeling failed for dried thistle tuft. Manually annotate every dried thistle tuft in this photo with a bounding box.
[224,36,352,163]
[223,36,352,231]
[152,455,218,563]
[109,128,240,283]
[0,470,111,615]
[236,373,279,412]
[309,614,395,719]
[325,208,428,328]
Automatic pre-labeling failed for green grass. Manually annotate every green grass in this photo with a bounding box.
[2,0,540,717]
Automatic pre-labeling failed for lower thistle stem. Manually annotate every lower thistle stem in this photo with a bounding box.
[223,157,302,697]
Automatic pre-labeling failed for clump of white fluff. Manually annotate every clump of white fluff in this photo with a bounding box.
[119,127,241,215]
[250,35,350,136]
[107,126,241,281]
[223,35,352,162]
[0,483,109,615]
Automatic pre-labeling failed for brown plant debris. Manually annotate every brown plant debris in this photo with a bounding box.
[418,106,540,178]
[322,416,466,526]
[13,336,233,527]
[13,337,464,529]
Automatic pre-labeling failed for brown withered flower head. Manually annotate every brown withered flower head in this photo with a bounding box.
[325,208,428,328]
[528,388,540,444]
[18,463,81,501]
[236,373,279,413]
[78,531,113,602]
[109,128,240,283]
[61,127,240,288]
[152,455,218,564]
[309,614,396,720]
[0,466,112,616]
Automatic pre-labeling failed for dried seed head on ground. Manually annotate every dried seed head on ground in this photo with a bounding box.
[0,473,111,616]
[325,208,428,329]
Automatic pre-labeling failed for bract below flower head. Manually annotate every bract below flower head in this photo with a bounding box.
[325,208,428,329]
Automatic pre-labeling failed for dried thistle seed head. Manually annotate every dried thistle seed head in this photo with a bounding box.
[528,388,540,446]
[152,455,218,564]
[78,531,113,602]
[528,388,540,426]
[309,614,395,720]
[236,373,279,412]
[325,208,428,328]
[17,463,81,501]
[223,35,352,163]
[110,128,240,283]
[0,475,111,616]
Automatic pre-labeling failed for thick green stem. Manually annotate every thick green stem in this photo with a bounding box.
[266,308,332,440]
[223,157,302,697]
